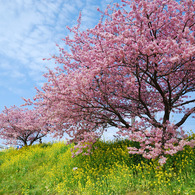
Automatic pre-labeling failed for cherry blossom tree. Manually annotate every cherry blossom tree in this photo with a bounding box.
[0,106,49,146]
[30,0,195,163]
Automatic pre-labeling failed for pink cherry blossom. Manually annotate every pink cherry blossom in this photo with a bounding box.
[25,0,195,163]
[0,106,49,146]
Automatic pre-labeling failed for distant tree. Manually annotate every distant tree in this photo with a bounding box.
[31,0,194,163]
[0,106,49,146]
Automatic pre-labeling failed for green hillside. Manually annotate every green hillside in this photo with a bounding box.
[0,139,194,195]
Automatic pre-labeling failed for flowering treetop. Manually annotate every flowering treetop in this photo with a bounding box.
[0,106,49,146]
[29,0,194,163]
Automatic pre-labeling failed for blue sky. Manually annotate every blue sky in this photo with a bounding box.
[0,0,194,146]
[0,0,115,111]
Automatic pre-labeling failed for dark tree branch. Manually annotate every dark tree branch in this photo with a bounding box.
[173,99,195,108]
[175,107,195,127]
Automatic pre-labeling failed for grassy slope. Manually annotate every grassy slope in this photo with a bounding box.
[0,139,194,195]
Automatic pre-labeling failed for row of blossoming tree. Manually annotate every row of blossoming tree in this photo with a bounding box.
[0,0,195,164]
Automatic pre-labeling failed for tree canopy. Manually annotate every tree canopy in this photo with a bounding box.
[0,106,48,146]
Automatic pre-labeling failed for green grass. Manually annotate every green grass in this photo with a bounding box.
[0,139,194,195]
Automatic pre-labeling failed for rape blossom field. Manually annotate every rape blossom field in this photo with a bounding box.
[0,135,194,195]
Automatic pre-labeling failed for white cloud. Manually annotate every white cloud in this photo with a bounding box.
[0,0,67,83]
